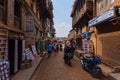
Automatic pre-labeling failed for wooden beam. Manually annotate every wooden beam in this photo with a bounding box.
[0,23,24,34]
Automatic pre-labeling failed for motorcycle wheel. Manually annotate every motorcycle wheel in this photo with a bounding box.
[90,68,103,78]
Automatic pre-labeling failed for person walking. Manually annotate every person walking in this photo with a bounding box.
[60,43,63,51]
[53,43,57,56]
[47,43,53,57]
[57,43,59,53]
[70,44,75,59]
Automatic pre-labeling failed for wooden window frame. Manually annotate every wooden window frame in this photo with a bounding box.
[14,0,22,30]
[0,0,7,24]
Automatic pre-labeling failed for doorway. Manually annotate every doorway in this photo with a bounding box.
[18,40,22,69]
[8,39,15,76]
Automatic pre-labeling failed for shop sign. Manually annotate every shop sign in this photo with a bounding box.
[47,32,52,37]
[82,40,93,53]
[118,7,120,14]
[88,7,115,27]
[81,32,91,39]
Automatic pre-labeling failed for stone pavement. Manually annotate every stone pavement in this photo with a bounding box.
[31,51,98,80]
[11,56,43,80]
[99,64,120,80]
[75,50,120,80]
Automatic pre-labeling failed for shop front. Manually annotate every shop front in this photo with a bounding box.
[8,32,24,76]
[88,7,120,66]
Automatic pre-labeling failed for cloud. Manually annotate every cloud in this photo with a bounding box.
[54,22,72,37]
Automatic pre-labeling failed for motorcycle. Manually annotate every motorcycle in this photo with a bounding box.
[64,53,71,66]
[80,55,103,78]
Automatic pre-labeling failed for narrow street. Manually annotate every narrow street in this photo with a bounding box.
[31,51,107,80]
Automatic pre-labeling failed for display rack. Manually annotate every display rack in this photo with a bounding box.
[0,60,9,80]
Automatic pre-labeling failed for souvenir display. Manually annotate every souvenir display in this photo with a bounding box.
[0,60,9,80]
[25,48,35,61]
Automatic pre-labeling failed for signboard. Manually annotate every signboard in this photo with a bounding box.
[88,7,115,27]
[82,40,93,53]
[81,32,91,39]
[25,48,35,61]
[47,32,52,37]
[26,15,34,32]
[118,7,120,14]
[31,45,37,56]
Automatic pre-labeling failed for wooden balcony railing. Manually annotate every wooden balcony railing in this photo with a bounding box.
[14,15,22,30]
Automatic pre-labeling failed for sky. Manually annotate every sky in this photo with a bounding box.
[51,0,74,37]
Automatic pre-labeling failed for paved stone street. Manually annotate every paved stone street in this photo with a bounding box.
[31,51,107,80]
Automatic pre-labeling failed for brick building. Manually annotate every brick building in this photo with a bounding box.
[71,0,93,49]
[0,0,54,76]
[71,0,120,67]
[88,0,120,66]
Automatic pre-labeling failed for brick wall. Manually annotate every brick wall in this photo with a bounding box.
[96,0,120,16]
[72,4,87,26]
[7,0,14,27]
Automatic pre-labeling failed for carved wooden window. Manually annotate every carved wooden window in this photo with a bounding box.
[0,0,7,24]
[14,0,22,29]
[0,0,4,7]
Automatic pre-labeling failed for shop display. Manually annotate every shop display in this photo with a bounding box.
[20,48,34,69]
[0,60,9,80]
[25,48,35,61]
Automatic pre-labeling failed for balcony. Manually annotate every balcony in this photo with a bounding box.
[14,16,22,30]
[72,0,93,26]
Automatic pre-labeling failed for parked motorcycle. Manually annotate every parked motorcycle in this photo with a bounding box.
[64,53,71,66]
[80,55,103,78]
